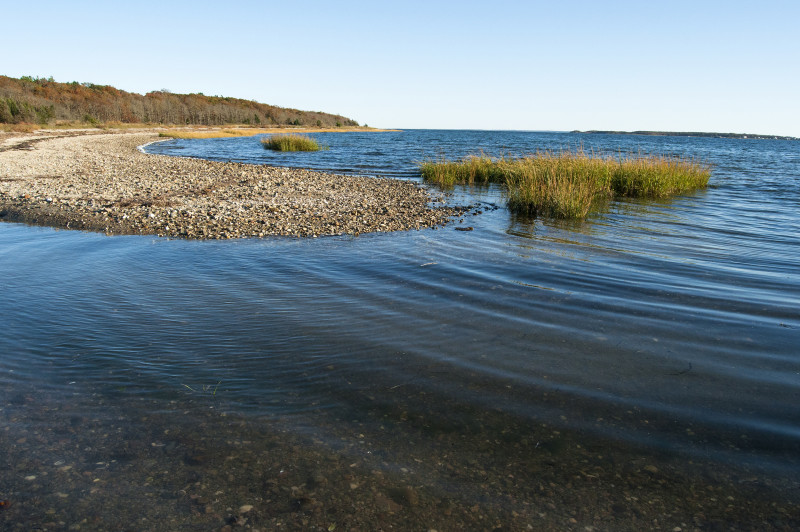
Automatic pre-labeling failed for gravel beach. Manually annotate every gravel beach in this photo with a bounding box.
[0,130,465,238]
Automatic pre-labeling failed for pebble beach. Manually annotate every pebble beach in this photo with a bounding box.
[0,130,465,239]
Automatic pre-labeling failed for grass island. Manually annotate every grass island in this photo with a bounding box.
[421,150,711,218]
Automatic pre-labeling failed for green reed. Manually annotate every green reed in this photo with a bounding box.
[420,150,710,218]
[261,134,321,151]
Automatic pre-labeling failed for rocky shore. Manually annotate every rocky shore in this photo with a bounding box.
[0,131,466,239]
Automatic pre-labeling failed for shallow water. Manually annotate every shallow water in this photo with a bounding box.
[2,130,799,529]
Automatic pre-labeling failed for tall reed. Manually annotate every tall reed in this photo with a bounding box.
[420,150,710,218]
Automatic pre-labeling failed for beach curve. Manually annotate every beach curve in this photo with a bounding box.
[0,130,465,239]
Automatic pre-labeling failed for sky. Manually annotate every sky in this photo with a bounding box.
[2,0,798,135]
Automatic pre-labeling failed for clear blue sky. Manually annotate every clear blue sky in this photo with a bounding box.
[3,0,798,135]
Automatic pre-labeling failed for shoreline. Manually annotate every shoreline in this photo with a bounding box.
[155,126,401,139]
[0,130,466,239]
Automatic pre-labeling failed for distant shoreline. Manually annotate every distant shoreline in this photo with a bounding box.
[573,130,798,141]
[156,125,399,139]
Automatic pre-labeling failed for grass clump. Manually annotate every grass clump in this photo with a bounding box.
[610,154,711,198]
[421,150,710,218]
[504,153,611,218]
[419,155,506,187]
[261,134,321,152]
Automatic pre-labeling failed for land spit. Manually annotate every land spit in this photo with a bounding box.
[0,131,466,239]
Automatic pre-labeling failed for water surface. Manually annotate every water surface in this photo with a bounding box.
[2,130,799,529]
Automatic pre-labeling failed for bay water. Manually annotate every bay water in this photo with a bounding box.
[2,130,798,529]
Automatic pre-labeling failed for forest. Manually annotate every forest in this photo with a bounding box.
[0,75,359,128]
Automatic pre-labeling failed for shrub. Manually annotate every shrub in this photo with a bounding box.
[0,100,12,123]
[35,104,55,125]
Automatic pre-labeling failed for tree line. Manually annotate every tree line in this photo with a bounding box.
[0,75,359,128]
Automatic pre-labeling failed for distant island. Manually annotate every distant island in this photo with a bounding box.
[0,75,360,129]
[573,130,798,141]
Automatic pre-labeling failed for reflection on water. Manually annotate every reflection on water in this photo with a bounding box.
[2,131,799,529]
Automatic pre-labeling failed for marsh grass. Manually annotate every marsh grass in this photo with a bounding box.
[421,150,710,218]
[610,154,711,197]
[419,155,505,187]
[261,134,322,152]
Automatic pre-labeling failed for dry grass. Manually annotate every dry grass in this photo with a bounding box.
[0,123,39,133]
[421,150,711,218]
[159,128,276,139]
[1,121,162,132]
[159,126,394,139]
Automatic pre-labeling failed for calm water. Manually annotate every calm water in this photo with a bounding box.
[2,130,799,526]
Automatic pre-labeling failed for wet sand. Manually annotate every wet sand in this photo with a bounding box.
[0,130,466,239]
